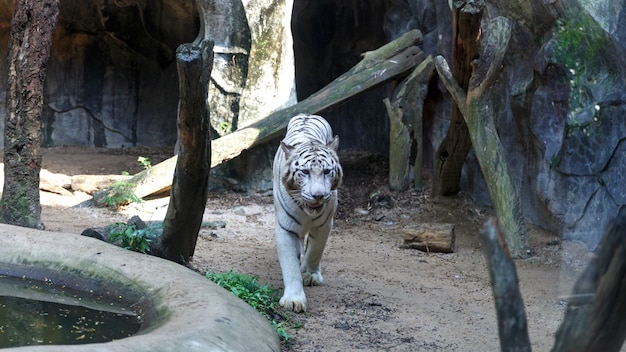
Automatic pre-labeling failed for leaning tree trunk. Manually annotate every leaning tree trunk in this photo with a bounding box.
[2,0,60,228]
[432,0,483,196]
[434,17,529,256]
[154,0,214,264]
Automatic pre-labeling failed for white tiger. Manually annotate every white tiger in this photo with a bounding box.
[273,114,343,312]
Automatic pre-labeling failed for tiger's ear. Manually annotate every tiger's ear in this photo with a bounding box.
[280,141,295,158]
[327,136,339,151]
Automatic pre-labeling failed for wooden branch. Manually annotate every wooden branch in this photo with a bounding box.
[84,30,425,207]
[468,17,512,98]
[434,56,467,112]
[552,210,626,352]
[480,218,531,352]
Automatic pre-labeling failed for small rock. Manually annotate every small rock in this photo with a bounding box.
[354,207,370,216]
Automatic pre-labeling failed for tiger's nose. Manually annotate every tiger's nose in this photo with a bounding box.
[312,193,325,200]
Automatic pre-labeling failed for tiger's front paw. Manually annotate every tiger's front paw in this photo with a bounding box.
[302,271,323,286]
[280,292,307,313]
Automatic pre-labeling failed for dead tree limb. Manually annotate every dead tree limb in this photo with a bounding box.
[384,56,434,191]
[384,96,411,191]
[433,0,483,196]
[85,29,425,207]
[482,210,626,352]
[434,17,529,256]
[480,218,531,352]
[551,209,626,352]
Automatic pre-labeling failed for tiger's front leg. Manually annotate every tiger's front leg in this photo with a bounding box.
[275,228,308,312]
[301,226,331,286]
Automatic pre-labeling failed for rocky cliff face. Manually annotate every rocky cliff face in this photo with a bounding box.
[0,0,624,249]
[0,0,199,147]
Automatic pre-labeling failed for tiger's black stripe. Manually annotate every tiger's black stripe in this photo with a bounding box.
[276,189,301,226]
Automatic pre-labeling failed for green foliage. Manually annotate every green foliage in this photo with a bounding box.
[205,271,299,342]
[107,222,161,254]
[102,181,142,209]
[552,11,606,72]
[551,10,611,135]
[137,156,152,169]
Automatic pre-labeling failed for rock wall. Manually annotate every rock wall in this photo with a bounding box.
[0,0,296,146]
[0,0,199,147]
[0,0,624,248]
[290,0,626,249]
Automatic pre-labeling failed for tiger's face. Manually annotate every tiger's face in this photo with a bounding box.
[281,137,342,215]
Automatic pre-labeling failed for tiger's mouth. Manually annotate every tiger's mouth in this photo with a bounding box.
[302,201,324,213]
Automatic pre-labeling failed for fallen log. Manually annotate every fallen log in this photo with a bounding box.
[82,29,426,207]
[400,223,455,253]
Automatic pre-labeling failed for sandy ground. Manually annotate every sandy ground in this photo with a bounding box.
[10,147,605,351]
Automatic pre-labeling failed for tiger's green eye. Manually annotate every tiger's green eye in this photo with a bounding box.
[302,169,310,175]
[323,169,331,175]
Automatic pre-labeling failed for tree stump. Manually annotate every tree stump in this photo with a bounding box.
[384,56,434,191]
[155,40,213,264]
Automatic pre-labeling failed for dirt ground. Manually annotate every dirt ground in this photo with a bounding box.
[27,147,602,351]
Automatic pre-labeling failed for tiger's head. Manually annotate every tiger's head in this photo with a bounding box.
[281,136,343,215]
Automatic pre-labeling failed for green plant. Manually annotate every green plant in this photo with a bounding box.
[553,12,605,72]
[107,222,160,254]
[217,121,232,135]
[102,181,142,209]
[552,11,608,119]
[137,156,152,169]
[205,271,299,342]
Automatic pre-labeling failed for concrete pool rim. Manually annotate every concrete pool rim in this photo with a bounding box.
[0,223,280,352]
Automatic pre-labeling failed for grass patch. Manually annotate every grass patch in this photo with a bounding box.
[205,271,301,342]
